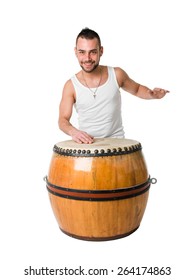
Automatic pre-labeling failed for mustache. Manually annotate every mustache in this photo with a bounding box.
[81,63,99,73]
[83,60,94,64]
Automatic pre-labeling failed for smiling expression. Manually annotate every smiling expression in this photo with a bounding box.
[75,37,103,73]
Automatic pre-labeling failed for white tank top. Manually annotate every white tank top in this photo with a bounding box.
[71,66,125,138]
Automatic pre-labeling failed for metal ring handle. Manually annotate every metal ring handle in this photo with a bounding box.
[149,177,157,184]
[43,176,47,182]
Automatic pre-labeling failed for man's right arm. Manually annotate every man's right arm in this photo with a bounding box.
[58,80,94,144]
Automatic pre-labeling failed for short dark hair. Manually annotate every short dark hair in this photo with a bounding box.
[76,28,101,47]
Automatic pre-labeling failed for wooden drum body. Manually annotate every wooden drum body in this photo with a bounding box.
[45,138,151,241]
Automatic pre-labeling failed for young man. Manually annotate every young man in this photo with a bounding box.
[59,28,169,144]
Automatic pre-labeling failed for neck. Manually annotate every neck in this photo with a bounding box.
[82,65,102,80]
[82,65,101,77]
[81,66,103,96]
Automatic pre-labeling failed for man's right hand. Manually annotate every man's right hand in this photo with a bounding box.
[70,128,94,144]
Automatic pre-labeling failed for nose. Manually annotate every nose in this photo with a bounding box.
[85,52,91,60]
[86,53,91,60]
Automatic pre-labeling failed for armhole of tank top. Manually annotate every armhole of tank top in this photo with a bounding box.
[110,67,120,89]
[70,76,78,102]
[71,75,77,87]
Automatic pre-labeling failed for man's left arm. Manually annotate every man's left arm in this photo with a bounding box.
[136,85,169,99]
[115,67,169,99]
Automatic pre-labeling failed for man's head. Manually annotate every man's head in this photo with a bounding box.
[76,28,101,47]
[75,28,103,73]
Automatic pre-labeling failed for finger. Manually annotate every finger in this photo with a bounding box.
[83,132,94,141]
[79,133,94,144]
[154,88,170,93]
[153,88,161,91]
[74,137,83,144]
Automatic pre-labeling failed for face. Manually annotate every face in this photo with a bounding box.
[75,37,103,73]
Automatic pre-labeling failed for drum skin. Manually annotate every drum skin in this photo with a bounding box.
[46,138,150,241]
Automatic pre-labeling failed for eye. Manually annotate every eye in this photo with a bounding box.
[91,50,97,55]
[78,50,85,55]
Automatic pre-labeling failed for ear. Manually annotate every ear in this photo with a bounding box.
[100,46,103,57]
[74,47,77,57]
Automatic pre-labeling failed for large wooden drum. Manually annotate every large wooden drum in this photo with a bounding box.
[45,138,153,241]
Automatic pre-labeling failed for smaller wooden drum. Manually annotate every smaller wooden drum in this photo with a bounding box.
[45,138,154,241]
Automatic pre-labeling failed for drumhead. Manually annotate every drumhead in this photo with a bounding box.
[53,138,142,157]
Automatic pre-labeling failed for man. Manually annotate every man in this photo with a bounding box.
[59,28,169,144]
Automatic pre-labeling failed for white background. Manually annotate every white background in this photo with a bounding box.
[1,0,194,279]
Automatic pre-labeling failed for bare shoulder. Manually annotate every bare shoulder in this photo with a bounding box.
[113,67,128,87]
[63,79,75,94]
[62,79,76,100]
[59,79,75,117]
[113,67,139,94]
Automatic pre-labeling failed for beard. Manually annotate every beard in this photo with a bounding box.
[80,61,99,73]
